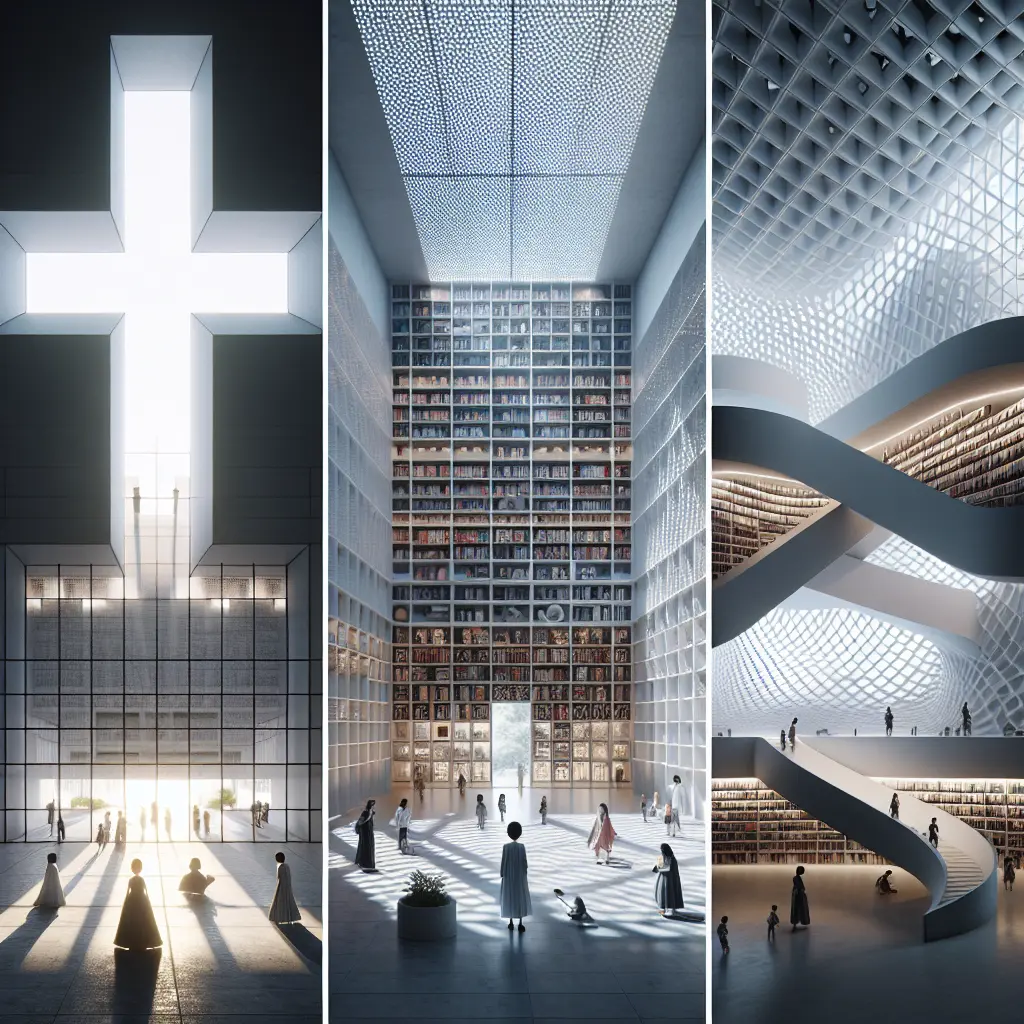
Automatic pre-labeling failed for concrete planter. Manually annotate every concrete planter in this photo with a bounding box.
[397,896,457,940]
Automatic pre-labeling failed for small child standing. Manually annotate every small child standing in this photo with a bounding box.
[641,794,647,820]
[767,904,779,941]
[663,800,672,836]
[539,795,548,825]
[717,915,730,954]
[475,793,488,830]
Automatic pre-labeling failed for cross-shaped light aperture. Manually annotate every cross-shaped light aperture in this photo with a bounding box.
[25,91,290,595]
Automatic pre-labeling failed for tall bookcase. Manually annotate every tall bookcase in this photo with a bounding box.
[390,282,633,788]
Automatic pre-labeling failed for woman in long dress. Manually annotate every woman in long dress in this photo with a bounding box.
[354,799,376,870]
[34,853,66,910]
[114,859,162,950]
[653,843,684,916]
[587,803,617,864]
[500,821,532,932]
[790,864,810,931]
[268,852,301,924]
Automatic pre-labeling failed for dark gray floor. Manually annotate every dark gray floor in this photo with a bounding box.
[712,864,1023,1024]
[0,839,322,1024]
[329,787,706,1022]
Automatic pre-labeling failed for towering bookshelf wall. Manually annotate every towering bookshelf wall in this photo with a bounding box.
[390,282,633,788]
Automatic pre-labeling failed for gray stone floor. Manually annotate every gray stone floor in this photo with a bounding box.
[712,864,1024,1024]
[0,839,322,1024]
[329,787,706,1022]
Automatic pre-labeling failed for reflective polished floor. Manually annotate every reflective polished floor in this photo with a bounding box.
[0,839,322,1024]
[712,864,1024,1024]
[330,787,706,1022]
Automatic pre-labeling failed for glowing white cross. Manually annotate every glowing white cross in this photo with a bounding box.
[25,91,289,491]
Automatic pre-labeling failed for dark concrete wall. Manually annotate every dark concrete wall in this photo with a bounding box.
[0,337,111,544]
[0,0,320,214]
[212,336,321,546]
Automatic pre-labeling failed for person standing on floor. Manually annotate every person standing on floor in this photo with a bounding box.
[115,811,126,848]
[150,801,158,836]
[664,800,673,836]
[393,798,412,854]
[885,706,894,736]
[193,805,201,836]
[139,808,147,842]
[103,810,111,846]
[889,792,900,820]
[263,803,270,826]
[164,808,172,842]
[498,793,506,822]
[962,703,972,736]
[34,852,66,909]
[56,814,65,844]
[354,799,376,870]
[475,793,488,830]
[203,809,211,837]
[641,793,648,820]
[651,790,660,820]
[96,822,106,851]
[269,852,301,924]
[767,904,779,941]
[788,718,798,749]
[539,795,548,824]
[653,843,684,917]
[517,762,525,794]
[47,800,55,836]
[717,916,730,954]
[588,803,617,864]
[114,859,162,950]
[500,821,532,933]
[669,775,686,835]
[790,864,810,931]
[1005,855,1015,891]
[780,728,787,751]
[929,817,939,848]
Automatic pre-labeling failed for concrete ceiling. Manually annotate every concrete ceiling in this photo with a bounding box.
[328,0,705,284]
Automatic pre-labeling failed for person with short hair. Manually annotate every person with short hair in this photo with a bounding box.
[475,793,488,830]
[114,859,162,950]
[34,852,66,909]
[929,818,939,848]
[179,857,215,896]
[767,904,779,941]
[717,916,730,953]
[268,852,301,924]
[500,821,532,932]
[498,793,506,822]
[889,792,900,820]
[875,869,898,895]
[884,706,894,736]
[393,798,412,854]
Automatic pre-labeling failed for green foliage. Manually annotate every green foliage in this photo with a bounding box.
[207,788,237,810]
[402,869,450,907]
[69,797,105,809]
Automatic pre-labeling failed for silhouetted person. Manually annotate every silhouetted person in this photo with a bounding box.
[1005,855,1016,891]
[139,808,147,841]
[962,703,972,736]
[104,811,112,845]
[56,814,65,844]
[669,774,685,835]
[876,869,898,894]
[788,718,798,749]
[641,793,647,820]
[889,792,900,820]
[178,857,215,896]
[790,864,810,930]
[115,812,126,848]
[164,808,172,842]
[203,810,211,837]
[269,852,300,924]
[114,859,162,950]
[780,729,787,751]
[653,843,684,917]
[34,852,66,909]
[193,805,201,836]
[476,793,488,829]
[96,823,106,851]
[354,799,376,870]
[539,795,548,824]
[458,772,466,797]
[500,820,531,932]
[717,916,730,953]
[929,818,939,848]
[517,762,525,793]
[150,801,158,833]
[393,798,411,853]
[885,706,894,736]
[46,801,55,835]
[767,904,779,941]
[263,803,270,826]
[498,793,506,821]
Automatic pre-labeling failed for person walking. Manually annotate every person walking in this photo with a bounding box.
[717,916,730,954]
[788,718,798,749]
[1005,855,1016,891]
[56,814,65,844]
[876,870,898,894]
[885,706,894,736]
[539,795,548,824]
[34,852,66,909]
[114,859,163,950]
[498,793,506,822]
[962,703,972,736]
[651,790,660,820]
[150,801,158,836]
[392,798,412,854]
[790,864,810,931]
[929,817,939,848]
[354,799,376,870]
[268,852,301,924]
[96,822,106,851]
[500,821,532,933]
[653,843,684,917]
[669,775,686,836]
[193,805,201,836]
[139,808,147,842]
[475,794,488,830]
[457,773,466,797]
[889,792,900,820]
[588,803,617,864]
[103,810,112,847]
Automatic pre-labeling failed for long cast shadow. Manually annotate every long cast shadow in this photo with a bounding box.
[112,947,161,1016]
[182,895,241,971]
[275,923,322,966]
[0,907,61,973]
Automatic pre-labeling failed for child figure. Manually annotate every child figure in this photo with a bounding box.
[663,800,673,836]
[641,794,647,820]
[717,915,730,954]
[498,793,507,822]
[539,795,548,824]
[475,793,488,830]
[767,904,779,941]
[96,823,105,851]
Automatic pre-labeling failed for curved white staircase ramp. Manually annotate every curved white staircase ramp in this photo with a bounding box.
[750,738,997,942]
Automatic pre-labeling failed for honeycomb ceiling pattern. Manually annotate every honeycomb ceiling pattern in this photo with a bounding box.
[351,0,675,280]
[712,0,1024,421]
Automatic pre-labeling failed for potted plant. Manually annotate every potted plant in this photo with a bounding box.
[397,869,457,940]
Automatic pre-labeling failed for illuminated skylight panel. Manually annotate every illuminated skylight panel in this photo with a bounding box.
[405,176,511,281]
[510,175,622,280]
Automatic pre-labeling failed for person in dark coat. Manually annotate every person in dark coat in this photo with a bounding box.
[653,843,684,916]
[790,864,810,930]
[884,706,894,736]
[354,799,376,871]
[889,792,900,820]
[56,815,65,843]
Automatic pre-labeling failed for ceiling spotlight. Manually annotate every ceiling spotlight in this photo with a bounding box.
[843,30,852,44]
[858,79,869,94]
[767,79,779,91]
[828,125,835,134]
[927,51,940,66]
[828,52,837,67]
[876,54,890,71]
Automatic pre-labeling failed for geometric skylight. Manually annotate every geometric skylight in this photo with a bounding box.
[351,0,675,279]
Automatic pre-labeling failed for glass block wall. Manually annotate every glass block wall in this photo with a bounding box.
[327,241,392,815]
[390,281,633,788]
[632,226,707,818]
[1,550,319,842]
